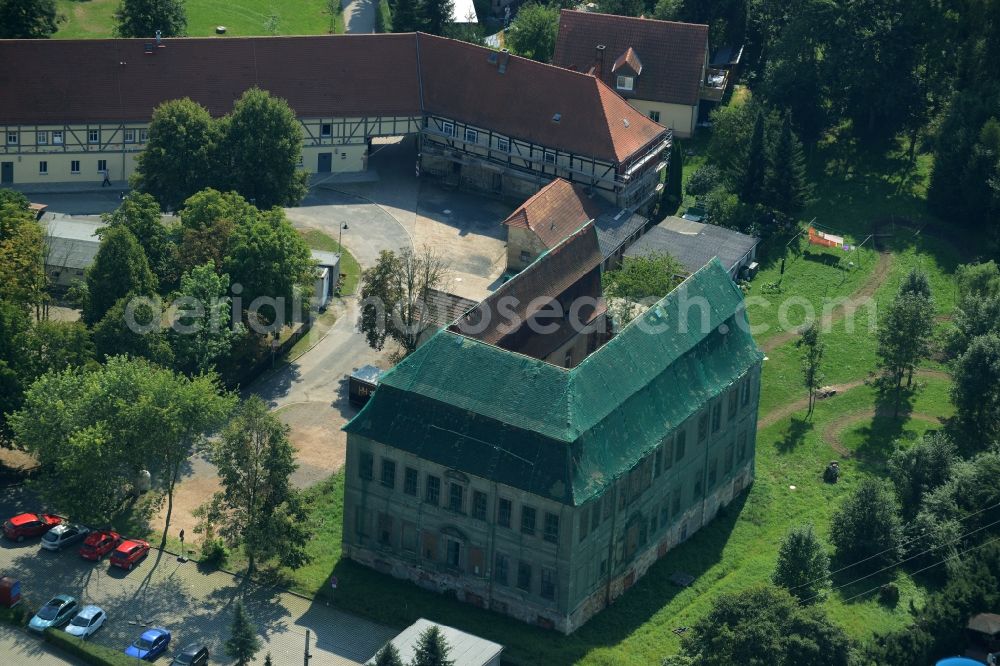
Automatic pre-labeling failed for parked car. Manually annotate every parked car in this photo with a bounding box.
[3,512,62,542]
[79,529,122,561]
[125,627,171,660]
[28,594,78,633]
[171,643,209,665]
[110,538,150,571]
[65,605,106,639]
[40,524,91,552]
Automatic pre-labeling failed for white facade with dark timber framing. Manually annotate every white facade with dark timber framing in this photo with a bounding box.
[0,33,669,211]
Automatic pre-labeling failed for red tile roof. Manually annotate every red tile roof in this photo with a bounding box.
[552,10,708,107]
[502,178,605,249]
[0,32,666,164]
[417,34,664,162]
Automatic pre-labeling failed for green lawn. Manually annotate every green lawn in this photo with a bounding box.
[55,0,343,39]
[297,227,361,296]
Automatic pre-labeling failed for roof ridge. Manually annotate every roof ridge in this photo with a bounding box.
[558,8,709,30]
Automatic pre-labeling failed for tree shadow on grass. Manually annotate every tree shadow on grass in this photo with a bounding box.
[776,416,815,454]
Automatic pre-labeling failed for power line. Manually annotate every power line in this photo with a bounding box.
[835,536,1000,606]
[797,515,1000,605]
[787,498,1000,594]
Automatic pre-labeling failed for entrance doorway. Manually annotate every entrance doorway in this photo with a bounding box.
[317,153,332,173]
[0,162,12,184]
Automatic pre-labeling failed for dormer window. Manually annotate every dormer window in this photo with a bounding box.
[616,75,634,92]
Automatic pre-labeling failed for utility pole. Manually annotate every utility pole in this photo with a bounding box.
[304,629,312,666]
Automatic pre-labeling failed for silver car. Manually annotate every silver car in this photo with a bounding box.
[65,605,106,639]
[41,524,91,551]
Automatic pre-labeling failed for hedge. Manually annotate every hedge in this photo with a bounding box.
[44,628,136,666]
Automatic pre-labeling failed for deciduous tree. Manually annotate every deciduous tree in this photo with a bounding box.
[114,0,187,38]
[92,294,174,366]
[83,226,158,326]
[132,99,218,211]
[506,3,559,63]
[772,524,830,602]
[950,333,1000,446]
[358,247,448,356]
[168,263,241,375]
[1,191,47,312]
[875,276,935,415]
[797,321,824,416]
[829,477,903,570]
[216,88,308,208]
[888,431,957,519]
[102,191,177,290]
[0,0,60,38]
[602,252,685,325]
[201,396,310,573]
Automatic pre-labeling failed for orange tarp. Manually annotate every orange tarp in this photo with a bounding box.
[808,226,844,248]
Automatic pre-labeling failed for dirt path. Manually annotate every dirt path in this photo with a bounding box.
[822,409,944,458]
[761,250,894,353]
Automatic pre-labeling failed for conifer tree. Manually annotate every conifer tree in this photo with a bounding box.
[764,115,810,219]
[411,625,454,666]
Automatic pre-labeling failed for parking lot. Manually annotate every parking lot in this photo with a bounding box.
[0,492,395,665]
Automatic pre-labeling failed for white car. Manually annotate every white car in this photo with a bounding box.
[40,524,90,551]
[65,605,106,639]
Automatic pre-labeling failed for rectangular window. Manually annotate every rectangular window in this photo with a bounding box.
[712,403,722,433]
[381,459,396,488]
[543,150,556,165]
[446,539,461,568]
[441,120,455,136]
[88,129,99,144]
[97,159,107,173]
[544,513,560,544]
[123,129,135,143]
[139,129,148,143]
[738,431,748,462]
[521,506,536,536]
[425,475,440,505]
[725,444,735,473]
[591,501,601,531]
[464,128,478,143]
[496,137,510,153]
[675,430,686,462]
[517,561,532,592]
[422,532,437,560]
[449,483,464,513]
[541,567,556,600]
[578,509,588,543]
[377,513,393,546]
[729,390,738,421]
[663,437,674,471]
[698,414,709,442]
[649,110,660,123]
[404,467,418,496]
[708,458,718,487]
[359,452,373,480]
[6,131,17,145]
[52,131,63,145]
[320,123,332,137]
[70,160,80,174]
[497,498,512,527]
[672,487,681,516]
[38,161,48,175]
[472,491,488,521]
[494,553,509,585]
[36,131,48,145]
[401,522,417,552]
[616,75,634,91]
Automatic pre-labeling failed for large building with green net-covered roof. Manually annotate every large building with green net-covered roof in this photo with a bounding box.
[342,234,763,633]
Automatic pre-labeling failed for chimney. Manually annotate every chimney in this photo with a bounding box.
[595,44,606,76]
[155,30,163,46]
[499,48,510,74]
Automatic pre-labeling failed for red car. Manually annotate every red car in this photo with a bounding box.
[79,529,122,561]
[3,513,62,542]
[109,539,150,571]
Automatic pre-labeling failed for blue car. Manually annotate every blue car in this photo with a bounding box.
[125,627,171,660]
[28,594,78,634]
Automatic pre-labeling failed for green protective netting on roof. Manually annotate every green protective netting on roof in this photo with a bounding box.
[344,258,763,506]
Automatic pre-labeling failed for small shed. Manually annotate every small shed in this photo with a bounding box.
[624,216,759,280]
[968,613,1000,654]
[43,216,105,288]
[367,618,503,666]
[349,365,382,407]
[311,250,342,309]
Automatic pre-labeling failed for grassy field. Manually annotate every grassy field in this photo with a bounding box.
[54,0,343,39]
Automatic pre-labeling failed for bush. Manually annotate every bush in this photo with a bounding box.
[879,582,900,606]
[200,537,228,569]
[45,628,137,666]
[0,604,29,626]
[686,164,723,197]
